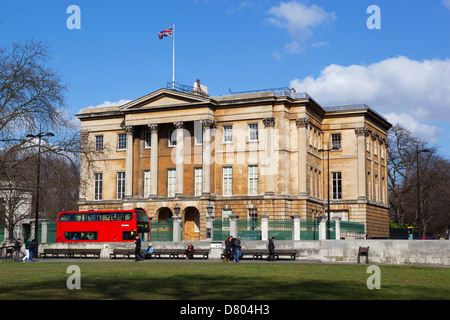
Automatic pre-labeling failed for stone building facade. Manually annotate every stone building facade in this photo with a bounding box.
[76,86,391,240]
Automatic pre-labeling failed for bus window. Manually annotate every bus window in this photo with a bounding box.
[65,232,98,241]
[86,213,98,221]
[99,213,110,221]
[136,211,150,233]
[59,214,70,222]
[124,213,133,221]
[70,214,83,221]
[111,213,123,221]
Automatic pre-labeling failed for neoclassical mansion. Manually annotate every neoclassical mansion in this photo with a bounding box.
[76,83,391,240]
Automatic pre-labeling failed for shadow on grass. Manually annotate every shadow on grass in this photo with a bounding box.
[2,273,448,300]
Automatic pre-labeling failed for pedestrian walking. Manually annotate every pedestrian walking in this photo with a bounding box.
[29,239,36,262]
[222,236,233,262]
[268,237,276,261]
[14,238,22,262]
[231,237,242,263]
[134,235,143,261]
[22,239,30,262]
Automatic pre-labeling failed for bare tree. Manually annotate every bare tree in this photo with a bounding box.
[388,124,450,236]
[0,40,80,173]
[0,39,82,238]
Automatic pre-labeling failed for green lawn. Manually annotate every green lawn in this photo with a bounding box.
[1,261,449,300]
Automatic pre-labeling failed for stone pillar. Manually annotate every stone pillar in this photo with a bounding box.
[125,126,134,199]
[41,221,48,243]
[296,118,309,196]
[260,214,269,241]
[317,216,327,240]
[172,216,182,242]
[355,127,368,200]
[291,215,301,241]
[263,117,276,196]
[201,120,215,195]
[148,124,159,198]
[174,121,184,197]
[333,217,341,240]
[229,215,239,238]
[205,215,214,241]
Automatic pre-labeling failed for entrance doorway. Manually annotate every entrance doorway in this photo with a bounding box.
[157,207,173,220]
[183,207,200,241]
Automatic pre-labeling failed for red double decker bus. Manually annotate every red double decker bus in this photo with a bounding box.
[56,209,150,242]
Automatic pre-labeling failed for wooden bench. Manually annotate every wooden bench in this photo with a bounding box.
[68,249,101,259]
[222,249,297,261]
[153,248,209,259]
[110,249,135,259]
[40,248,101,259]
[39,248,71,258]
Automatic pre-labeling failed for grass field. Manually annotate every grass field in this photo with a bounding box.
[1,260,449,300]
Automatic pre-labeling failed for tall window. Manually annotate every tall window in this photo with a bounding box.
[194,123,203,145]
[248,165,258,195]
[223,125,233,143]
[144,170,151,197]
[248,123,258,142]
[331,133,341,150]
[195,168,203,196]
[168,169,176,197]
[117,172,125,199]
[94,173,102,200]
[332,172,342,200]
[223,167,233,196]
[144,131,151,148]
[95,135,104,152]
[168,130,177,147]
[248,208,258,230]
[118,133,127,150]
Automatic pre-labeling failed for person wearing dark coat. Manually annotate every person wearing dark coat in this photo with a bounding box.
[14,238,22,262]
[223,236,233,262]
[134,236,143,261]
[268,237,276,261]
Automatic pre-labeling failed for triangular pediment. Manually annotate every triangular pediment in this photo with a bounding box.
[120,88,211,111]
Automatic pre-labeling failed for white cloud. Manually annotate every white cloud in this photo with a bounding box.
[267,1,335,53]
[87,99,131,109]
[442,0,450,10]
[384,113,442,144]
[290,56,450,144]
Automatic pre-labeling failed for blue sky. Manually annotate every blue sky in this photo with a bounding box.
[1,0,450,157]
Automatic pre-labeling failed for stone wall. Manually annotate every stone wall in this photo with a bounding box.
[25,239,450,267]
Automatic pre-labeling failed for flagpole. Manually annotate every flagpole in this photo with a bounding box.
[172,23,175,90]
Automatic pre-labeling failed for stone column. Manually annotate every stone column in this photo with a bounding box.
[228,215,239,238]
[172,216,182,242]
[333,217,341,240]
[148,124,159,198]
[201,120,215,195]
[260,214,269,241]
[263,117,276,196]
[317,216,327,240]
[296,118,309,196]
[125,126,134,199]
[355,127,368,200]
[174,121,184,197]
[291,215,301,241]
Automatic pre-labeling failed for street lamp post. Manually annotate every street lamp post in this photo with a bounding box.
[26,131,54,258]
[416,145,430,239]
[318,146,339,240]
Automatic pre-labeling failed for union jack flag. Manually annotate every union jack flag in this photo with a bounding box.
[158,26,173,39]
